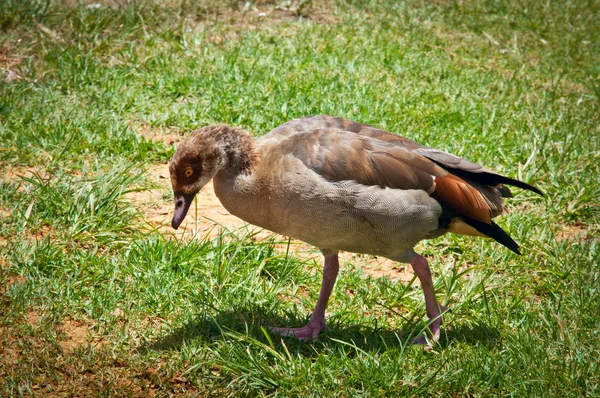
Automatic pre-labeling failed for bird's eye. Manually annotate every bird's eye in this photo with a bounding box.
[185,169,193,177]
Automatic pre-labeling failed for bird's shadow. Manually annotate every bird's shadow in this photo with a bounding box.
[138,304,500,355]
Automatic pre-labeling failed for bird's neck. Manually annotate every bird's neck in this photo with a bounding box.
[210,126,264,229]
[207,125,260,177]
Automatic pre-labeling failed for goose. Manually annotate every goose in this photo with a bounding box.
[168,115,542,345]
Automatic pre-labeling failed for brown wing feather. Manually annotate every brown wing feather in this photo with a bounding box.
[432,174,492,224]
[368,151,438,192]
[297,115,426,150]
[295,116,519,219]
[284,128,447,193]
[266,116,525,225]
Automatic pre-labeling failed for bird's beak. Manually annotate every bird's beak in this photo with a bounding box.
[171,192,196,230]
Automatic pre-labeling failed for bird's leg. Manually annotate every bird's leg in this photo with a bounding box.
[270,253,340,340]
[409,254,448,347]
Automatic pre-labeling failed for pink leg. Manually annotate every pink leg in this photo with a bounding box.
[271,254,340,340]
[409,254,448,347]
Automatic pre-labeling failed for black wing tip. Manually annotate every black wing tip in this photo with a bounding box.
[426,160,545,198]
[480,173,544,198]
[509,179,544,197]
[462,216,522,255]
[496,227,521,255]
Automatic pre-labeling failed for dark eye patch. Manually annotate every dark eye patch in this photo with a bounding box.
[181,163,201,179]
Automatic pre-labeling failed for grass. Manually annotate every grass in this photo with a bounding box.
[1,0,599,396]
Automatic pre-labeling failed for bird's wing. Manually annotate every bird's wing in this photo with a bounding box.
[301,116,542,195]
[280,127,495,224]
[272,115,541,195]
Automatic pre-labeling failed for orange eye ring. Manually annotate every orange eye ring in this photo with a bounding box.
[185,169,193,177]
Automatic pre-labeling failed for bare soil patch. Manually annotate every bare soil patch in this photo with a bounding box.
[0,320,195,396]
[0,165,47,182]
[26,309,42,326]
[134,122,185,146]
[4,274,26,289]
[0,40,25,83]
[0,206,11,218]
[218,2,338,26]
[353,256,415,283]
[557,222,594,242]
[56,319,105,354]
[0,325,22,371]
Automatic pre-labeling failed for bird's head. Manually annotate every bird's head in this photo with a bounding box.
[168,128,226,229]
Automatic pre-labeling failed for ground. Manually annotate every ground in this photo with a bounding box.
[1,0,599,396]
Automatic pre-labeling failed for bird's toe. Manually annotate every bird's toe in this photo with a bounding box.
[269,323,324,340]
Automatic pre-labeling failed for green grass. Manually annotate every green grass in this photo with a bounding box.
[1,0,599,396]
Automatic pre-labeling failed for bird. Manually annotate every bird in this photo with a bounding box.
[168,115,542,345]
